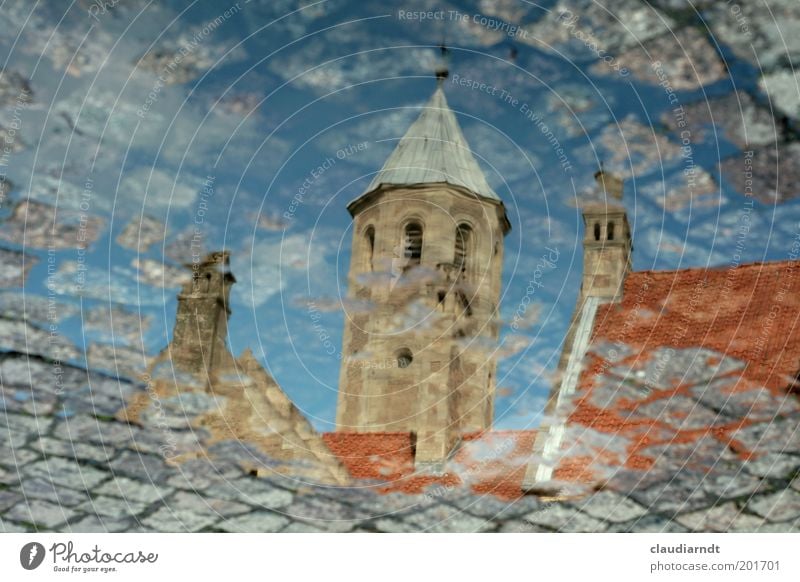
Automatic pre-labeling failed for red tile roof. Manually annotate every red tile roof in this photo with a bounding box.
[324,261,800,495]
[594,261,800,390]
[322,430,537,500]
[561,261,800,482]
[322,432,416,483]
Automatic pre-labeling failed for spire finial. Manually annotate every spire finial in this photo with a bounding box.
[594,164,624,201]
[435,42,450,83]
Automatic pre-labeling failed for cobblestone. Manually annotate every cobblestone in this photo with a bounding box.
[79,495,148,519]
[611,347,745,391]
[169,490,251,518]
[2,350,799,533]
[6,499,78,529]
[108,451,173,482]
[731,419,800,454]
[747,489,800,522]
[635,398,728,431]
[142,507,219,532]
[93,476,172,504]
[19,477,91,507]
[594,27,726,90]
[282,522,327,532]
[662,92,778,151]
[217,511,290,533]
[164,458,242,490]
[676,503,767,532]
[396,504,495,533]
[522,503,607,533]
[282,495,367,532]
[67,515,138,533]
[51,413,142,444]
[2,446,40,466]
[572,490,648,523]
[0,465,19,486]
[31,436,114,464]
[692,380,798,421]
[707,0,800,70]
[206,478,294,509]
[743,453,800,479]
[447,492,544,521]
[627,476,713,515]
[22,457,109,489]
[1,518,29,532]
[611,513,689,533]
[721,143,800,204]
[497,519,552,533]
[0,489,23,511]
[1,410,51,434]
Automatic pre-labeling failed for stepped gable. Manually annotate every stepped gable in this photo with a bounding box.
[119,252,350,486]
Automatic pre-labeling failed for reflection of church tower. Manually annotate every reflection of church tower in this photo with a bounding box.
[169,251,236,374]
[580,170,632,302]
[336,77,510,466]
[523,169,631,489]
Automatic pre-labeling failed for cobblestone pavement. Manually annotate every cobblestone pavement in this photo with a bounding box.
[1,344,799,533]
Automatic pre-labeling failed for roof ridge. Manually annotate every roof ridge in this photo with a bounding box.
[632,258,800,278]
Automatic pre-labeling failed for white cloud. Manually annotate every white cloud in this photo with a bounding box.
[234,232,339,307]
[118,166,200,211]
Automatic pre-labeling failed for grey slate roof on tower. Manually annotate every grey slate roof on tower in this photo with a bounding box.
[349,84,501,210]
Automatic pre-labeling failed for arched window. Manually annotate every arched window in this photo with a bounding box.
[607,222,615,241]
[594,222,601,241]
[403,222,423,266]
[364,226,375,271]
[454,224,472,272]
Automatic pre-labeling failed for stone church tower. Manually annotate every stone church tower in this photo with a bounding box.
[523,169,631,490]
[336,80,510,466]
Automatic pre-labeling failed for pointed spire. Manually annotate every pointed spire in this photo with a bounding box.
[350,81,500,211]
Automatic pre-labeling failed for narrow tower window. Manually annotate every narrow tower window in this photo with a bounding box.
[403,222,423,265]
[454,223,472,273]
[608,222,615,241]
[364,226,375,271]
[457,290,473,317]
[594,222,601,241]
